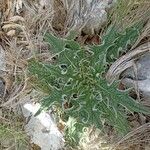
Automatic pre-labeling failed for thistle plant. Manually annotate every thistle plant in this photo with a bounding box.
[28,22,150,135]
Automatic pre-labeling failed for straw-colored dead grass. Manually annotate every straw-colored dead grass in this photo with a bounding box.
[112,123,150,150]
[106,41,150,85]
[0,0,54,108]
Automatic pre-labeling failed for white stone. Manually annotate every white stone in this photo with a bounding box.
[63,0,117,34]
[22,103,64,150]
[122,53,150,99]
[0,45,6,72]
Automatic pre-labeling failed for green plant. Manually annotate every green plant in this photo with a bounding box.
[28,22,150,136]
[64,117,85,148]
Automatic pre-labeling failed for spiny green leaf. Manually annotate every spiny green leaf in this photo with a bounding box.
[91,22,143,63]
[106,22,143,60]
[44,33,65,53]
[98,79,150,115]
[66,30,78,40]
[65,40,81,50]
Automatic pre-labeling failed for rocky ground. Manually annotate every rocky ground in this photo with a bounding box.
[0,0,150,150]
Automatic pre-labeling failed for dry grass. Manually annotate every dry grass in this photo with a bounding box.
[0,1,55,149]
[0,0,54,108]
[110,0,150,29]
[106,41,150,84]
[111,123,150,150]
